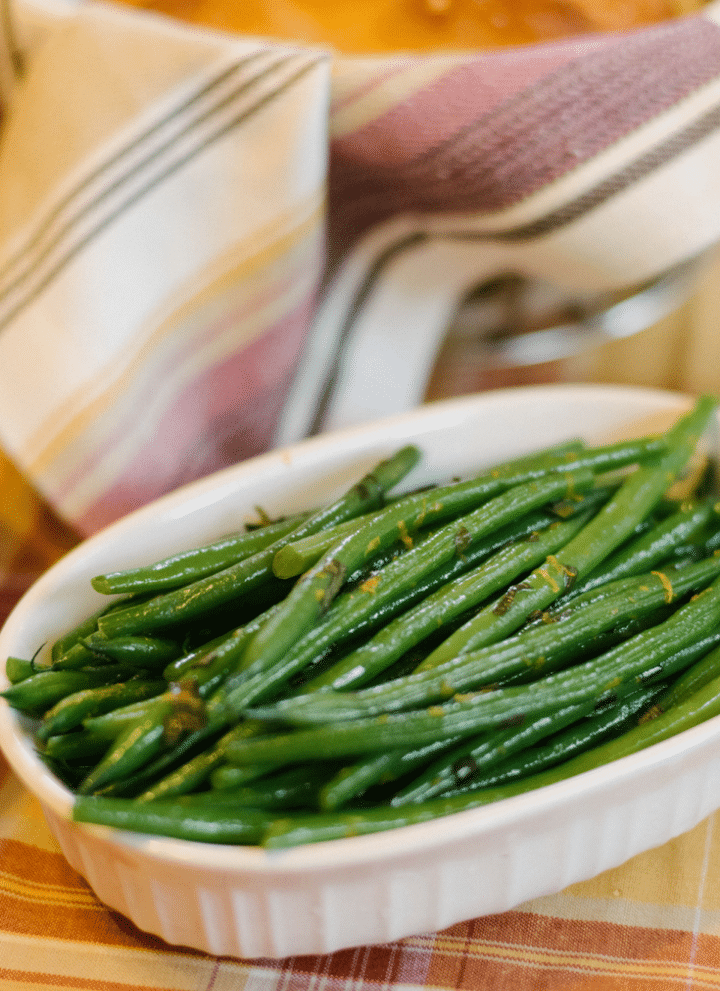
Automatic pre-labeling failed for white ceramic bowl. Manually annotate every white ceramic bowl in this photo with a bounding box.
[3,383,720,959]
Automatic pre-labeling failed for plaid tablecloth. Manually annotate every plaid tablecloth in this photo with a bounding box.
[2,452,720,988]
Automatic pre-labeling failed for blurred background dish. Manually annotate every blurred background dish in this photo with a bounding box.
[117,0,706,51]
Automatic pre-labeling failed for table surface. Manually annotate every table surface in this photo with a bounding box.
[4,2,720,987]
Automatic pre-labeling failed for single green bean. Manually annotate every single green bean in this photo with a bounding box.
[91,511,312,595]
[83,634,181,668]
[4,656,35,683]
[211,760,315,793]
[1,665,142,716]
[73,797,272,844]
[83,695,173,739]
[44,730,113,761]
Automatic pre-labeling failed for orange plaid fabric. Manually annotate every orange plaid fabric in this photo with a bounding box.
[4,757,720,990]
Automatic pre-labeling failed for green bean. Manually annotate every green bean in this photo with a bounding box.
[162,631,236,681]
[48,594,160,667]
[408,395,717,675]
[82,634,181,668]
[193,493,609,720]
[195,764,330,810]
[267,437,666,587]
[96,446,421,639]
[211,761,308,792]
[50,604,114,663]
[566,495,720,599]
[50,643,106,671]
[74,611,281,786]
[134,720,270,802]
[271,466,615,582]
[297,495,619,699]
[80,682,275,798]
[172,623,275,701]
[73,797,272,844]
[136,527,534,800]
[256,554,720,723]
[97,436,663,646]
[295,503,602,695]
[89,722,232,798]
[91,511,312,595]
[161,601,282,684]
[270,509,407,580]
[260,667,720,848]
[227,573,720,765]
[234,468,596,696]
[207,519,538,718]
[95,549,285,640]
[214,481,602,722]
[5,656,35,683]
[83,694,175,739]
[246,433,668,677]
[395,683,665,803]
[44,729,113,761]
[322,674,667,811]
[648,643,720,714]
[1,665,142,716]
[77,682,208,794]
[318,738,466,811]
[37,679,167,742]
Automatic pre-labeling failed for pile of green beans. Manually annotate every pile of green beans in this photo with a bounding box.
[6,396,720,849]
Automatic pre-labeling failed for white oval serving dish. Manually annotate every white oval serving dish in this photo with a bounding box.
[2,383,720,959]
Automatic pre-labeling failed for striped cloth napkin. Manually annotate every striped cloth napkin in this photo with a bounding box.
[2,0,720,537]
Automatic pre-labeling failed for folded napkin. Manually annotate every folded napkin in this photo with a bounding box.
[2,0,720,535]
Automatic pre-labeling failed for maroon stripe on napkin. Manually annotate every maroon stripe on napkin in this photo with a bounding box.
[479,94,720,241]
[329,16,720,245]
[333,38,607,167]
[74,292,315,535]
